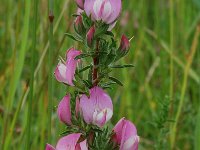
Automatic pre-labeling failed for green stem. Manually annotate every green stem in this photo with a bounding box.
[169,0,174,147]
[47,0,54,143]
[170,26,200,149]
[169,0,174,112]
[25,0,38,149]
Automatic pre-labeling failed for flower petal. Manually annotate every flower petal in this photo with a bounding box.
[54,62,67,84]
[57,95,72,125]
[80,86,113,127]
[106,0,121,24]
[80,140,88,150]
[65,48,81,86]
[56,133,81,150]
[113,118,139,150]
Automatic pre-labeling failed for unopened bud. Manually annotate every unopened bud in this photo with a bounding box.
[115,35,130,61]
[74,15,85,35]
[86,26,95,47]
[119,35,130,52]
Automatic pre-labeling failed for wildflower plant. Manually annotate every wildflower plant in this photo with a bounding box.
[46,0,139,149]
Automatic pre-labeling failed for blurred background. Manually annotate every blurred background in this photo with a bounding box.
[0,0,200,149]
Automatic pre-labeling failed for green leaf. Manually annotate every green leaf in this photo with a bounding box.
[95,24,109,37]
[64,33,83,42]
[75,53,92,60]
[110,64,134,68]
[82,80,92,88]
[105,31,114,37]
[78,65,91,73]
[108,76,123,86]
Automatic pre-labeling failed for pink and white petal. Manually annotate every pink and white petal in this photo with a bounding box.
[105,108,113,122]
[84,0,95,18]
[46,144,55,150]
[80,140,88,150]
[100,1,112,22]
[89,87,113,111]
[80,95,95,124]
[57,95,72,125]
[54,62,67,84]
[120,136,139,150]
[93,109,107,127]
[113,118,126,144]
[56,133,81,150]
[105,0,121,24]
[121,120,138,143]
[93,0,103,20]
[65,48,81,86]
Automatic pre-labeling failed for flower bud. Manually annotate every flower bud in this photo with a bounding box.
[84,0,122,24]
[75,0,85,10]
[112,118,139,150]
[74,15,85,35]
[119,34,130,52]
[86,26,95,47]
[116,35,130,60]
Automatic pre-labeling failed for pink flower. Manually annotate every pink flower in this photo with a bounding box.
[54,48,81,86]
[75,0,85,10]
[45,133,88,150]
[79,86,113,127]
[86,26,95,47]
[57,94,72,125]
[57,94,80,125]
[113,118,139,150]
[84,0,122,24]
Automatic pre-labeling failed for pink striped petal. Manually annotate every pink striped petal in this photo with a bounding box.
[57,95,72,125]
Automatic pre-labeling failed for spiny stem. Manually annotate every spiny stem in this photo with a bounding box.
[92,39,100,86]
[48,0,54,143]
[25,0,38,149]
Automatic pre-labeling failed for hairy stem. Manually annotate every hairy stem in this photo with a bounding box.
[92,39,100,86]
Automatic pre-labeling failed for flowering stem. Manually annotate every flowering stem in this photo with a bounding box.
[48,0,54,143]
[92,39,100,86]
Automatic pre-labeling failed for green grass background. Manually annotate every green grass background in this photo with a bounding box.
[0,0,200,149]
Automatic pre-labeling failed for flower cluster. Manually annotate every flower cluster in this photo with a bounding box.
[46,0,139,149]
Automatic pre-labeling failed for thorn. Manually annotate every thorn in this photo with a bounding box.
[129,36,134,42]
